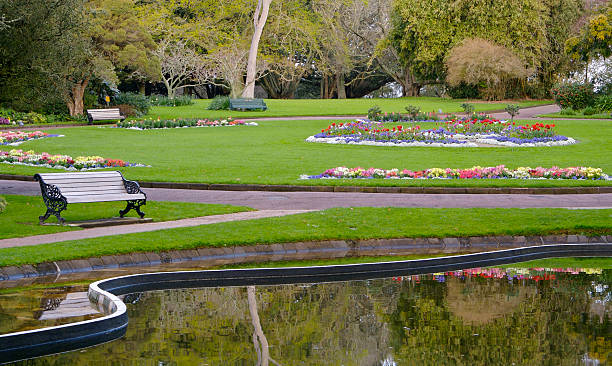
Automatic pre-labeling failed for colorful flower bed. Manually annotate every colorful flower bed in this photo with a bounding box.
[306,119,575,147]
[301,166,609,180]
[0,149,149,170]
[0,131,63,146]
[116,118,257,130]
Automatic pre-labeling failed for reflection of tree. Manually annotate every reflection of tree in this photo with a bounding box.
[247,286,278,366]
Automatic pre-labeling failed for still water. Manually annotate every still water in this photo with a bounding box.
[5,267,611,365]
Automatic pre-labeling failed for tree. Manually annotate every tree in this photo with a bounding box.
[446,38,531,100]
[153,38,209,98]
[242,0,272,98]
[566,3,612,82]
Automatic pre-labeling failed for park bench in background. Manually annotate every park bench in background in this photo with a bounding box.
[34,171,146,225]
[229,98,268,111]
[86,108,125,124]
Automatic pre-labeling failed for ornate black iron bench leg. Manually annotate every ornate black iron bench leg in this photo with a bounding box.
[119,200,146,218]
[39,208,66,225]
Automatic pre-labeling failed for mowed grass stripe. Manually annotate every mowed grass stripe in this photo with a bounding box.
[0,207,610,266]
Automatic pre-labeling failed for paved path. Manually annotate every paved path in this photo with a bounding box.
[3,179,612,211]
[0,209,312,248]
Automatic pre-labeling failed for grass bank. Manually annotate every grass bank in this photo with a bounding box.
[0,195,253,239]
[145,98,552,120]
[1,119,610,187]
[539,112,611,119]
[0,207,610,267]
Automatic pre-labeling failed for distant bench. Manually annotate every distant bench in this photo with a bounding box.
[34,171,146,225]
[229,98,267,111]
[86,108,125,124]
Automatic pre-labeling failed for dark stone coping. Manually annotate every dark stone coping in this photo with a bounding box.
[0,243,610,364]
[1,174,611,194]
[0,235,611,282]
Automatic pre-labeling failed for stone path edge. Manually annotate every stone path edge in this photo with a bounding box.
[1,174,611,194]
[1,234,610,281]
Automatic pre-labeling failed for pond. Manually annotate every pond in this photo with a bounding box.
[3,266,610,365]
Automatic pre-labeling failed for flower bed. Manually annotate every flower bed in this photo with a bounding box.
[0,149,149,171]
[302,166,609,180]
[0,131,63,146]
[116,118,257,130]
[306,119,575,147]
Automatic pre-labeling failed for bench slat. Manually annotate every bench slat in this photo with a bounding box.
[66,193,145,203]
[61,188,128,196]
[46,181,125,189]
[38,172,122,179]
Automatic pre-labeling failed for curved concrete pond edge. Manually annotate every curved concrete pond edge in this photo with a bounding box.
[1,243,611,364]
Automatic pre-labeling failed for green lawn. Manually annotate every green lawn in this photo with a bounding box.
[2,118,610,187]
[0,195,253,239]
[0,207,610,266]
[539,112,612,119]
[145,97,552,120]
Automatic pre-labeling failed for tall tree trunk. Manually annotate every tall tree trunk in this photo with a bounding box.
[242,0,272,99]
[66,78,89,116]
[336,71,346,99]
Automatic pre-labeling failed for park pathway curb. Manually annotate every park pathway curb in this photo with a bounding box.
[1,234,610,281]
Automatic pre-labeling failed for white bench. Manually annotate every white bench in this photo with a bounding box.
[34,171,146,224]
[86,108,125,124]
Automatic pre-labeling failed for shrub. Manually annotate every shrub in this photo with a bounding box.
[149,95,194,107]
[559,108,576,115]
[404,105,420,119]
[207,96,230,110]
[116,104,140,118]
[551,83,595,110]
[504,104,520,120]
[367,105,382,120]
[0,196,5,213]
[582,106,598,115]
[112,92,150,116]
[595,94,612,112]
[460,103,475,115]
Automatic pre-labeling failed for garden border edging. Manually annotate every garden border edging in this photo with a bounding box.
[0,234,610,281]
[1,174,611,194]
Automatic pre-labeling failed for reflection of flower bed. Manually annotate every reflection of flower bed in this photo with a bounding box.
[302,166,609,180]
[0,131,63,146]
[396,267,603,283]
[116,118,257,130]
[0,149,149,170]
[306,119,575,147]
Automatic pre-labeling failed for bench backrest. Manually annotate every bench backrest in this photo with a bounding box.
[229,99,267,110]
[86,108,124,120]
[36,171,128,198]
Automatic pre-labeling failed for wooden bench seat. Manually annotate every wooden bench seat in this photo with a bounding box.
[34,171,146,224]
[229,98,267,111]
[86,108,125,124]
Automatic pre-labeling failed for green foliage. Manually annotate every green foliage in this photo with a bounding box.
[404,105,420,119]
[595,94,612,111]
[113,92,150,116]
[551,83,595,110]
[582,106,598,116]
[367,105,382,120]
[207,96,230,110]
[504,104,520,120]
[0,196,6,213]
[460,103,475,114]
[565,4,612,64]
[148,95,194,107]
[559,108,576,116]
[447,83,480,99]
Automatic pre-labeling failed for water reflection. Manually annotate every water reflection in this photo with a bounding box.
[6,267,611,365]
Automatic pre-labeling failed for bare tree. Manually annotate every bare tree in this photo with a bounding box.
[153,39,209,98]
[242,0,273,98]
